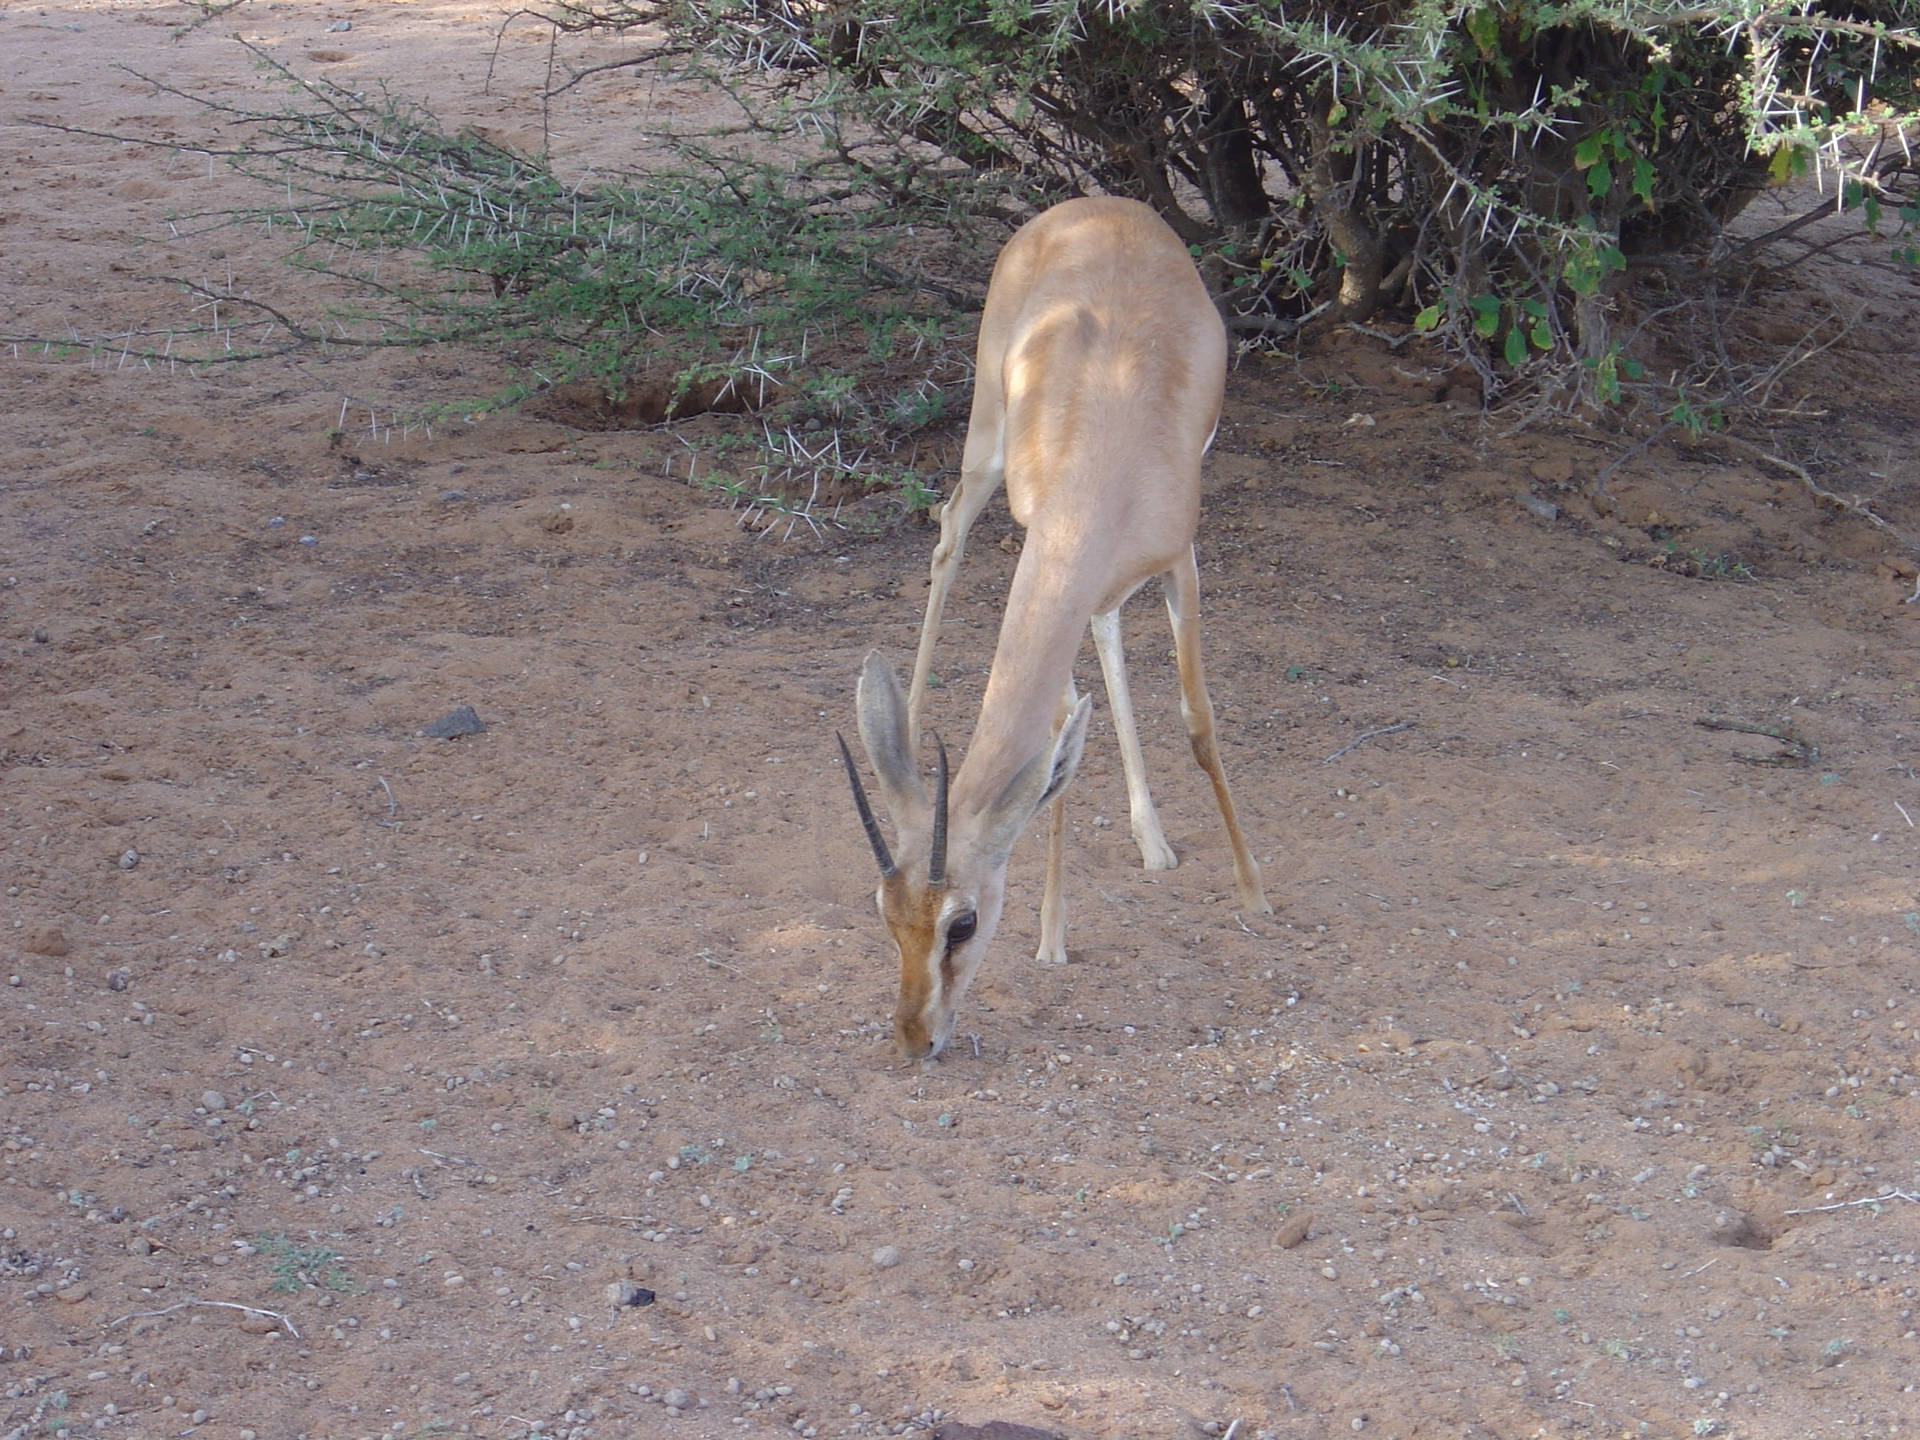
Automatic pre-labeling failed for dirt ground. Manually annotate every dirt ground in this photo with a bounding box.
[5,6,1920,1440]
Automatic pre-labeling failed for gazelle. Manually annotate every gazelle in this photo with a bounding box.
[841,196,1271,1061]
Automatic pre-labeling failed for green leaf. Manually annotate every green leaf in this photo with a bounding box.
[1518,297,1547,319]
[1586,159,1613,200]
[1592,351,1622,404]
[1503,326,1527,367]
[1631,156,1655,206]
[1530,321,1552,350]
[1469,293,1501,338]
[1414,303,1443,332]
[1573,133,1604,169]
[1465,5,1500,56]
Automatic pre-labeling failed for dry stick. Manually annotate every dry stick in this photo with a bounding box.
[1694,716,1818,767]
[1590,418,1677,492]
[1714,433,1920,558]
[107,1298,300,1339]
[1323,722,1416,765]
[1784,1189,1919,1215]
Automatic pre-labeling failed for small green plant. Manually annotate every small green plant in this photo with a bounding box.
[1416,292,1554,369]
[255,1233,357,1294]
[1601,1337,1634,1361]
[1492,1332,1522,1361]
[1657,542,1755,581]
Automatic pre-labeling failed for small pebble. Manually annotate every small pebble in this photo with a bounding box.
[422,705,486,739]
[118,849,140,870]
[202,1090,227,1111]
[1515,493,1559,521]
[1272,1211,1313,1249]
[663,1387,690,1409]
[871,1246,900,1269]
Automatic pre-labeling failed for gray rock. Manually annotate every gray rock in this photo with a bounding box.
[422,705,487,739]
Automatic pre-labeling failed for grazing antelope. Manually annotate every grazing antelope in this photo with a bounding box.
[840,196,1271,1061]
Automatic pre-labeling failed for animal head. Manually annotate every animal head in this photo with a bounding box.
[839,651,1090,1060]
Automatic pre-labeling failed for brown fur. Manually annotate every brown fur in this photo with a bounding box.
[851,197,1271,1061]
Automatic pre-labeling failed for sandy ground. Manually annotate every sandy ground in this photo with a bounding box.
[5,6,1920,1440]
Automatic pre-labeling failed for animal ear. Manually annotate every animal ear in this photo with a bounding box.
[855,650,927,828]
[973,694,1091,867]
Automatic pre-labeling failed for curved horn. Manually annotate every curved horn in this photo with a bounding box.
[837,732,896,876]
[928,733,950,885]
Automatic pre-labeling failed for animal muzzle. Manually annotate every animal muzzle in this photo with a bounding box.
[893,1004,951,1061]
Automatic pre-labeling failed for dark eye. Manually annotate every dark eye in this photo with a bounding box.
[947,912,977,946]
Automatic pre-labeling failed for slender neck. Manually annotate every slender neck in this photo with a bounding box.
[951,537,1103,812]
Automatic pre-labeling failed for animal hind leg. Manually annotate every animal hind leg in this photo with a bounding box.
[1165,547,1272,913]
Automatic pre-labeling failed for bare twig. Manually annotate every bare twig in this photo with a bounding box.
[1590,419,1677,492]
[1784,1190,1919,1215]
[1712,434,1920,558]
[1695,716,1817,767]
[1323,722,1416,764]
[107,1298,299,1339]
